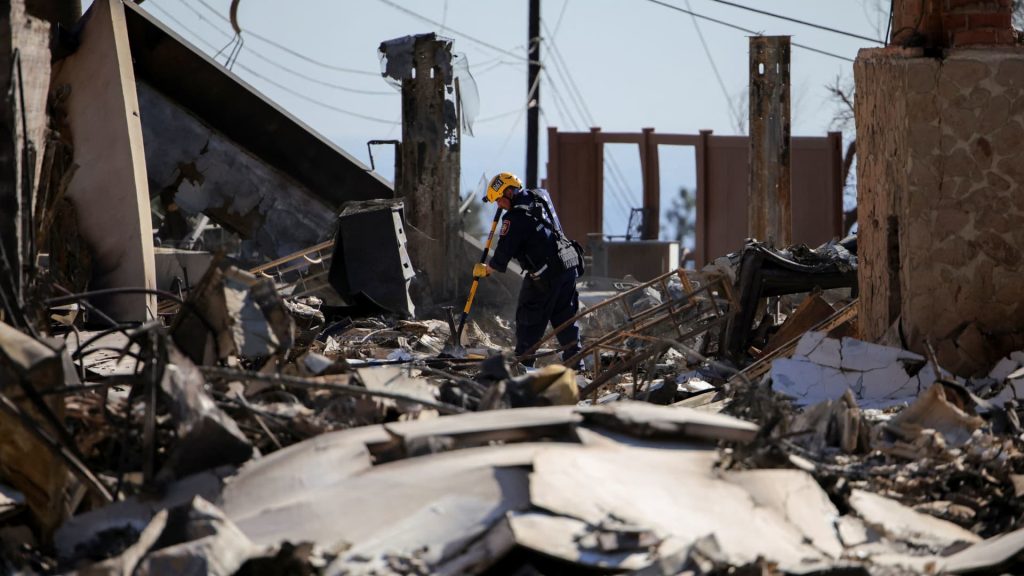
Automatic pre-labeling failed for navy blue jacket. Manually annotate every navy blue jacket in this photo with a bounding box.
[489,190,561,277]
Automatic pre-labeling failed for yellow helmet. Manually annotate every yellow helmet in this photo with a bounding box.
[484,172,522,203]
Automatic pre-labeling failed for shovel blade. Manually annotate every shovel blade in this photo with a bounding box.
[440,341,466,359]
[439,306,467,358]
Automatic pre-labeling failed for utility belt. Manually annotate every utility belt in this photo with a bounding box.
[519,190,586,279]
[525,238,581,279]
[526,263,549,279]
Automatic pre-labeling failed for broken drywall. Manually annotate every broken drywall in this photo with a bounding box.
[770,331,947,408]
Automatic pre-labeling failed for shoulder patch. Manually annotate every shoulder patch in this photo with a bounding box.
[500,219,511,236]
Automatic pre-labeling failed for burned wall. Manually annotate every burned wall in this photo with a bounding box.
[136,82,336,264]
[0,0,51,321]
[856,47,1024,375]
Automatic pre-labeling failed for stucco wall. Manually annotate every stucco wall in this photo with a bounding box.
[856,47,1024,375]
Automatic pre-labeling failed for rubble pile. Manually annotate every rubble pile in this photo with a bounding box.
[2,236,1024,575]
[5,0,1024,571]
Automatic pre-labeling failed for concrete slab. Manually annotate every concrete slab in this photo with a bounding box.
[723,469,843,559]
[529,445,827,572]
[50,0,157,321]
[848,489,981,551]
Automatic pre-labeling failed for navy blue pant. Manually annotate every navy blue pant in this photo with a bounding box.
[515,269,581,366]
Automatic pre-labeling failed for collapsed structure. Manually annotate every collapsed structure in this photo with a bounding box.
[2,1,1024,575]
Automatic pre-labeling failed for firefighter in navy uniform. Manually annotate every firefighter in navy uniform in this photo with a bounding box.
[474,172,584,367]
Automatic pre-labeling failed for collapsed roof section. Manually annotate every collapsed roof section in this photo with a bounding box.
[121,1,394,209]
[47,0,397,321]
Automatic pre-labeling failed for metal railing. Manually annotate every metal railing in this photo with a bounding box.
[522,268,737,398]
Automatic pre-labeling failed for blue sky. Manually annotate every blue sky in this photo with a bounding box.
[97,0,885,245]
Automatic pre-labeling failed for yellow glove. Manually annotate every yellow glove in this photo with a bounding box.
[473,263,490,278]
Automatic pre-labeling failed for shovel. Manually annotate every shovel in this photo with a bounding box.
[441,206,504,358]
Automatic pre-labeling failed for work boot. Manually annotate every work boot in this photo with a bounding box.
[561,351,583,373]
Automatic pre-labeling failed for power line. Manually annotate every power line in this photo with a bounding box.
[471,54,523,69]
[542,24,636,215]
[542,23,635,215]
[473,59,527,77]
[376,0,539,65]
[538,106,614,233]
[643,0,855,63]
[192,0,381,76]
[539,69,584,129]
[494,71,541,164]
[147,3,228,50]
[885,0,894,45]
[700,0,885,44]
[551,0,571,37]
[472,32,619,214]
[144,2,400,125]
[531,61,631,218]
[539,68,632,218]
[540,42,633,218]
[172,0,396,95]
[475,108,523,123]
[685,0,744,132]
[234,61,400,124]
[540,67,632,216]
[543,29,591,126]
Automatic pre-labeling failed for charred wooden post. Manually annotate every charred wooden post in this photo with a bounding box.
[748,36,792,248]
[380,33,461,306]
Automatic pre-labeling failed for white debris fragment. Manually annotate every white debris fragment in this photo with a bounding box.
[676,375,715,394]
[770,332,950,409]
[386,349,413,362]
[302,352,335,375]
[988,350,1024,381]
[986,376,1024,407]
[848,489,981,551]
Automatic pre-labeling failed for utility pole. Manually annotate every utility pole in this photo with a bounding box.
[526,0,540,189]
[748,35,792,247]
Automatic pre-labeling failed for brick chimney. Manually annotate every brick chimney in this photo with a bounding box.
[944,0,1016,46]
[891,0,1016,48]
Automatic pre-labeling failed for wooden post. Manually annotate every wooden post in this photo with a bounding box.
[591,127,604,238]
[696,129,712,266]
[640,127,660,240]
[526,0,540,189]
